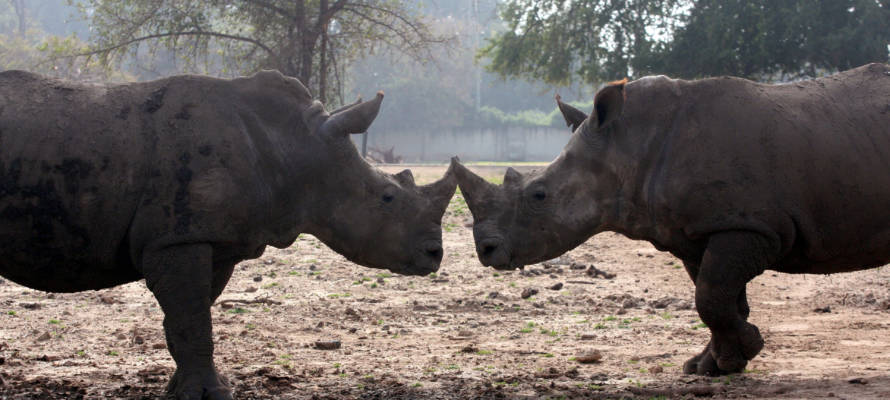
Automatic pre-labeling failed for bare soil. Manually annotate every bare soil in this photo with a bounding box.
[2,165,890,399]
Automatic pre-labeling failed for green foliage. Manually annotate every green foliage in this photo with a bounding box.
[480,0,682,84]
[662,0,890,79]
[481,0,890,84]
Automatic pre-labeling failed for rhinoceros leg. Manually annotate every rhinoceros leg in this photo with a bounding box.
[687,231,772,375]
[143,244,233,400]
[682,260,753,375]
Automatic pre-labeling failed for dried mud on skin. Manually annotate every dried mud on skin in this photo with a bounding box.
[3,166,890,399]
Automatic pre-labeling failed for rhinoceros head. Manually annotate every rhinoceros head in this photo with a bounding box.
[299,92,457,275]
[454,80,628,269]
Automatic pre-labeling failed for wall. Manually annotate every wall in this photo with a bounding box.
[353,126,569,162]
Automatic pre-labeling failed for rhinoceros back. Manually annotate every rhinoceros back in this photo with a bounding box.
[0,71,149,291]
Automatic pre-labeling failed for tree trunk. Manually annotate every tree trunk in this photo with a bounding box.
[318,0,329,103]
[11,0,26,37]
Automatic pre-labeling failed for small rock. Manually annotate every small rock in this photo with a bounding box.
[116,333,127,340]
[569,263,586,270]
[244,286,258,293]
[36,331,52,341]
[99,295,119,305]
[521,288,538,299]
[650,365,664,374]
[252,276,263,282]
[580,333,597,340]
[309,264,317,271]
[263,259,275,265]
[575,350,603,364]
[314,340,341,350]
[622,299,638,308]
[152,343,167,350]
[487,292,499,299]
[549,282,564,291]
[35,354,60,362]
[460,345,478,353]
[21,303,41,310]
[458,330,473,337]
[134,335,145,345]
[813,306,831,313]
[848,377,868,384]
[220,302,233,309]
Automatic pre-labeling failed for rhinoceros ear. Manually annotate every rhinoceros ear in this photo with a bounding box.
[320,91,384,137]
[591,78,627,129]
[329,96,362,116]
[394,169,416,188]
[555,94,588,132]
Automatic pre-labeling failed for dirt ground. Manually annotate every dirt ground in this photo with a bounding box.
[3,164,890,399]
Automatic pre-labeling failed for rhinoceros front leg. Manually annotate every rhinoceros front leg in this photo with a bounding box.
[681,260,753,375]
[143,244,233,400]
[686,231,772,376]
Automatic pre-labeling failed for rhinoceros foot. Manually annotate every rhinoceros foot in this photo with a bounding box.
[165,367,232,400]
[684,321,764,376]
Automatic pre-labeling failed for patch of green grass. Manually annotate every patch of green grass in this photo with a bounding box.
[660,312,674,320]
[7,311,15,316]
[107,350,119,356]
[227,307,249,314]
[594,323,607,329]
[287,270,299,276]
[75,350,86,357]
[262,282,279,289]
[412,382,422,388]
[48,319,61,324]
[542,353,554,358]
[476,349,493,355]
[604,315,617,321]
[376,273,393,279]
[445,364,460,370]
[692,322,708,330]
[327,293,352,299]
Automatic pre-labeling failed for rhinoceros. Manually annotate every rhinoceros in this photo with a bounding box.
[453,63,890,376]
[0,69,456,399]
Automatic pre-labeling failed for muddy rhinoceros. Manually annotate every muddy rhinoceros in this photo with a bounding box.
[0,70,456,399]
[453,63,890,376]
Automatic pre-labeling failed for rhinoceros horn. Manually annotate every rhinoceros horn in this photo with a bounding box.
[321,91,384,136]
[555,94,588,132]
[450,157,498,213]
[420,163,458,217]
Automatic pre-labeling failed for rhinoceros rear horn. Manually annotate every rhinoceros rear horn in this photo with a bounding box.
[590,78,627,129]
[420,163,458,217]
[450,157,497,212]
[395,169,416,188]
[555,94,588,132]
[321,91,384,137]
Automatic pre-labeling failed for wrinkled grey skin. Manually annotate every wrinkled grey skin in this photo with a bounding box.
[455,63,890,377]
[0,70,456,399]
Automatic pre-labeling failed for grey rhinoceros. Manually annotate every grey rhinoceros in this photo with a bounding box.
[0,70,456,399]
[453,63,890,376]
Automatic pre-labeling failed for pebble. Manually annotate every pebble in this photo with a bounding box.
[252,276,263,282]
[549,282,564,290]
[575,350,602,363]
[244,286,258,293]
[36,331,52,341]
[580,333,597,340]
[650,365,664,374]
[314,340,341,350]
[521,288,538,299]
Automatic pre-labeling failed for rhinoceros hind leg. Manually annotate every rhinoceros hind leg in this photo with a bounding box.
[143,244,233,400]
[691,231,774,375]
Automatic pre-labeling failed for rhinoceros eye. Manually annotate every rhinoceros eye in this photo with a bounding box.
[533,190,547,201]
[382,193,394,203]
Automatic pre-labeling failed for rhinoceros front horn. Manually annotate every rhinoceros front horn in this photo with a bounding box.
[450,157,498,213]
[421,162,458,217]
[321,91,384,137]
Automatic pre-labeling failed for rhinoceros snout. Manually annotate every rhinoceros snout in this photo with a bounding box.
[476,237,512,269]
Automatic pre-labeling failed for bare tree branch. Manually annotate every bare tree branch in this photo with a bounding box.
[80,30,276,59]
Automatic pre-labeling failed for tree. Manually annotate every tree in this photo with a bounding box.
[71,0,450,103]
[662,0,890,79]
[480,0,890,85]
[478,0,683,85]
